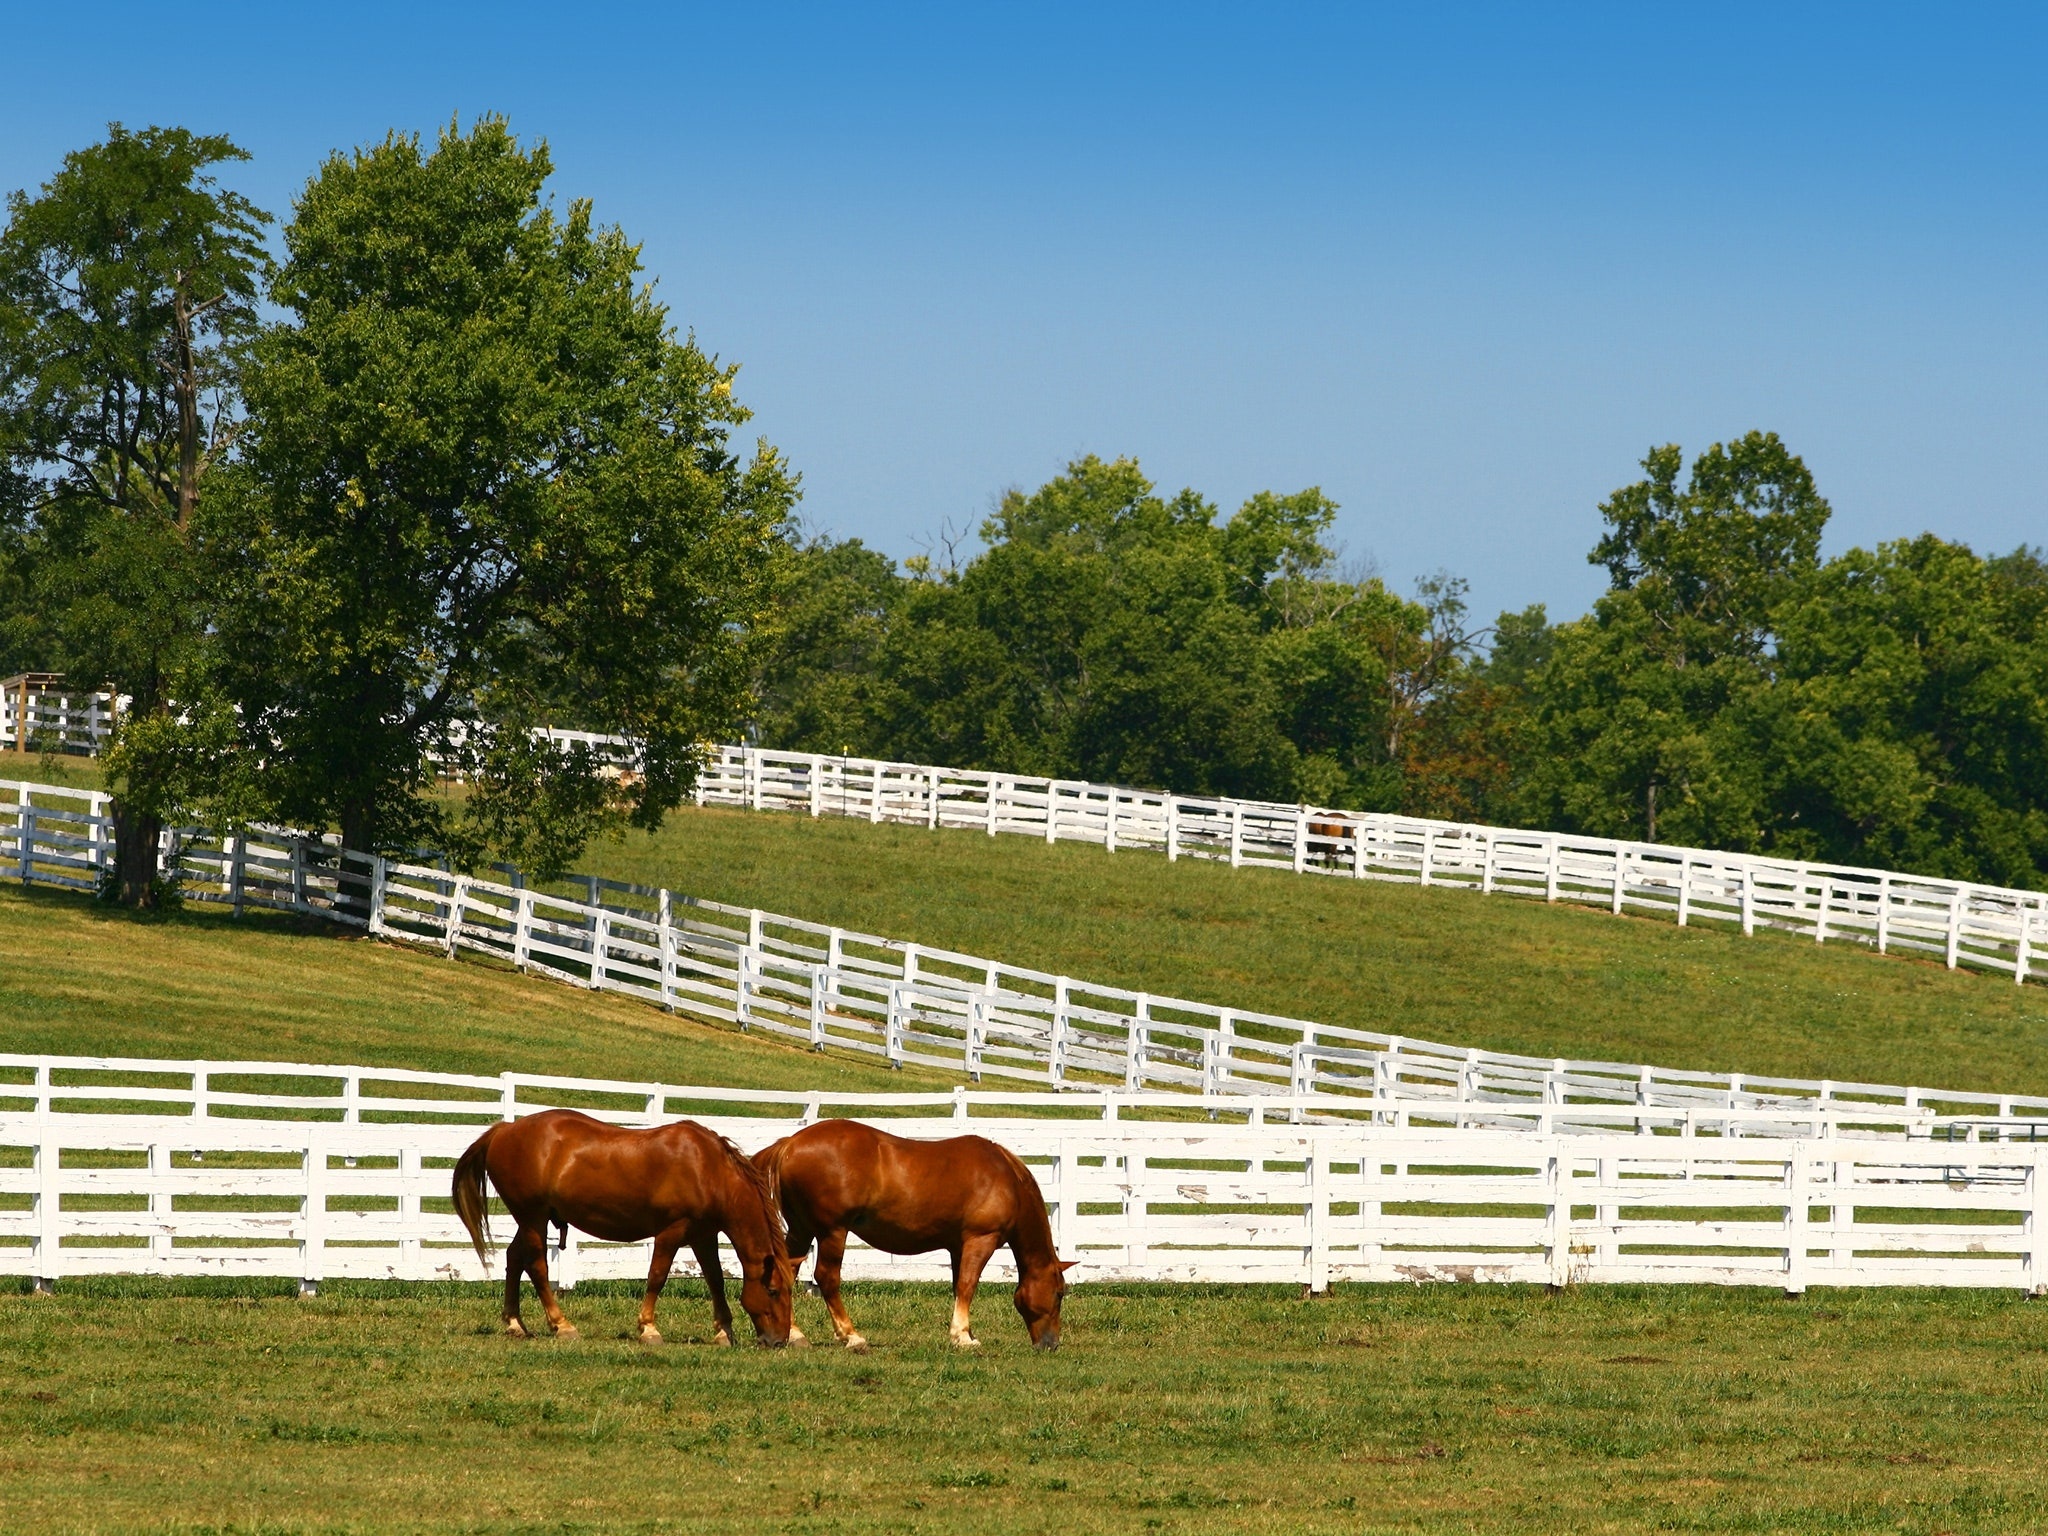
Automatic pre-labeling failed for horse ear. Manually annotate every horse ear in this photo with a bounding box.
[1058,1260,1079,1273]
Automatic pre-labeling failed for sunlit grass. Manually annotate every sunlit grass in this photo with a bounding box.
[1,1276,2044,1534]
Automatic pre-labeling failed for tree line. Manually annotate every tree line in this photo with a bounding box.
[755,439,2048,891]
[5,121,2044,906]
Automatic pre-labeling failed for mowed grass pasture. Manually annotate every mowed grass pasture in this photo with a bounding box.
[8,761,2048,1530]
[6,1277,2048,1535]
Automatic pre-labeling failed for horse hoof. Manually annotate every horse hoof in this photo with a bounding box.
[505,1319,530,1339]
[845,1335,870,1354]
[711,1329,734,1348]
[787,1329,813,1348]
[637,1327,663,1346]
[553,1322,580,1339]
[950,1334,981,1350]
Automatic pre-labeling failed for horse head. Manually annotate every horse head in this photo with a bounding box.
[1014,1258,1077,1350]
[739,1248,798,1347]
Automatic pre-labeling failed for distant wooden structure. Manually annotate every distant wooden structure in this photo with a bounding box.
[2,673,116,755]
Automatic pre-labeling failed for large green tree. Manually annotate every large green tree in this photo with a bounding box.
[208,118,795,877]
[1519,432,1828,844]
[0,125,269,903]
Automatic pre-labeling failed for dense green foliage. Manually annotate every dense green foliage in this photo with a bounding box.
[0,124,271,900]
[758,438,2048,888]
[1,119,796,888]
[757,456,1511,818]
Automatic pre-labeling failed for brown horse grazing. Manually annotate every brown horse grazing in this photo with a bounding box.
[452,1109,798,1347]
[758,1120,1075,1351]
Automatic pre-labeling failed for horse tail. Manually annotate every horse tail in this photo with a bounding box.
[757,1136,792,1232]
[451,1124,503,1273]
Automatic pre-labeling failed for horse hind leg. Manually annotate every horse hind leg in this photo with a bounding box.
[502,1227,541,1338]
[949,1232,1002,1349]
[814,1229,865,1352]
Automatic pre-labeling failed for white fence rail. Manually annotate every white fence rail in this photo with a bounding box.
[2,685,115,756]
[10,782,2048,1137]
[697,745,2048,987]
[7,1097,2047,1294]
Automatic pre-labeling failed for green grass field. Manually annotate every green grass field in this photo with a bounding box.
[3,1276,2043,1535]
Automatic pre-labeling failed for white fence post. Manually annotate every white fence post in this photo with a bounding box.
[809,966,828,1050]
[1546,1144,1570,1289]
[149,1140,171,1269]
[1784,1143,1810,1297]
[885,981,905,1069]
[302,1126,328,1296]
[1229,805,1243,868]
[34,1111,58,1293]
[1306,1139,1328,1293]
[590,905,610,991]
[1165,796,1179,861]
[966,991,987,1081]
[1049,979,1070,1086]
[657,889,676,1009]
[1124,995,1149,1090]
[445,875,467,959]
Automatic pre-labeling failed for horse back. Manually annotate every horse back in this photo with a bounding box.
[485,1109,731,1238]
[774,1119,1039,1245]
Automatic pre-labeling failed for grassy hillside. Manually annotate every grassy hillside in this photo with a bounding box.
[577,805,2048,1097]
[0,882,940,1090]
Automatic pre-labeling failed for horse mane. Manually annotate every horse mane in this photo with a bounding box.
[716,1133,790,1258]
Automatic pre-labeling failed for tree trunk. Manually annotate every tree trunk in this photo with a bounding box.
[337,799,377,920]
[111,800,165,909]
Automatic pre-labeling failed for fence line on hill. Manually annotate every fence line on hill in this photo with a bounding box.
[694,746,2048,987]
[5,1091,2046,1294]
[16,681,2041,991]
[10,782,2048,1139]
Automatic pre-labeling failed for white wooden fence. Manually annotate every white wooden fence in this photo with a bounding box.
[16,695,2041,988]
[10,780,2048,1138]
[696,745,2048,987]
[5,1055,2046,1293]
[1,683,115,756]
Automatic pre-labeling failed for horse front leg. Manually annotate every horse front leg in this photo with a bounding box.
[949,1231,1002,1348]
[689,1229,736,1347]
[814,1229,866,1352]
[637,1228,686,1344]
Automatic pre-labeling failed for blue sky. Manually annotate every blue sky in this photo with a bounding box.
[5,3,2044,623]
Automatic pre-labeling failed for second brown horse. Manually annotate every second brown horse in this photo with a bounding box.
[758,1120,1074,1351]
